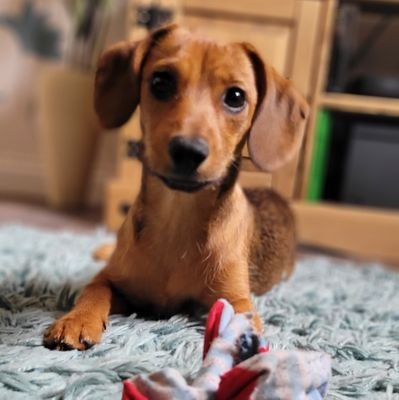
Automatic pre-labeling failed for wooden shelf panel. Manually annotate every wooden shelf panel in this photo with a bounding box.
[318,93,399,117]
[182,0,296,21]
[293,201,399,265]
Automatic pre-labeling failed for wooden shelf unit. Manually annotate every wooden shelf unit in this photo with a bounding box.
[296,0,399,264]
[293,202,399,265]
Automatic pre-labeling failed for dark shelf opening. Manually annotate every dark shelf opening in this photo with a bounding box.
[328,0,399,98]
[320,111,399,210]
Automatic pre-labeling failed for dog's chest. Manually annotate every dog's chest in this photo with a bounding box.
[117,230,209,308]
[112,187,252,309]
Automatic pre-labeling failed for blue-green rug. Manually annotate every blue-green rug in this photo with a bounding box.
[0,225,398,399]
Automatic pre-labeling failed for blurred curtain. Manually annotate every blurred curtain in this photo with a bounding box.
[0,0,126,202]
[0,1,71,196]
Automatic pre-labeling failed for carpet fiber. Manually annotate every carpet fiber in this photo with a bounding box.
[0,225,398,399]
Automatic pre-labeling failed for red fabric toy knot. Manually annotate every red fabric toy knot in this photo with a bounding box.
[122,299,330,400]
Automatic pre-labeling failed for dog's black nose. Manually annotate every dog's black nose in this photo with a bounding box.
[168,136,209,175]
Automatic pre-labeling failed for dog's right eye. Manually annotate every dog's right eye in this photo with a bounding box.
[223,87,246,113]
[150,71,177,101]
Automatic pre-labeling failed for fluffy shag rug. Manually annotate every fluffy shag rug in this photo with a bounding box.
[0,225,398,399]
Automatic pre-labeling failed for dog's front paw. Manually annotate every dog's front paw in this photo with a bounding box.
[43,312,106,351]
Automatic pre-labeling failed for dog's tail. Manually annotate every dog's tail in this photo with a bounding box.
[93,243,116,262]
[245,189,296,295]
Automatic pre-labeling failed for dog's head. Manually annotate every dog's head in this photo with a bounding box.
[95,25,309,192]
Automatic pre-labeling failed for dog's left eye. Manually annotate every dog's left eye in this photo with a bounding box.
[223,87,246,113]
[150,71,177,101]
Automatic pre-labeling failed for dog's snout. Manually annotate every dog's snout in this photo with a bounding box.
[168,136,209,175]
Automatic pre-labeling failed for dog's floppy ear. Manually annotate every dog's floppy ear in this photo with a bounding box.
[95,24,179,129]
[243,44,309,172]
[94,40,147,129]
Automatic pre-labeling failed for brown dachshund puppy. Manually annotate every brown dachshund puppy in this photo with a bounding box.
[43,25,308,350]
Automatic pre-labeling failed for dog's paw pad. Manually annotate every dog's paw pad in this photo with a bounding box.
[43,314,103,351]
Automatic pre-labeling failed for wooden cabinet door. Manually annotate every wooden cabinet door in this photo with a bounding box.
[184,16,291,75]
[182,0,297,20]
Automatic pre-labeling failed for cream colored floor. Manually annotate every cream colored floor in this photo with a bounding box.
[0,200,102,232]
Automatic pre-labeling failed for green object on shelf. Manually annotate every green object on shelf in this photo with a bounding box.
[307,110,332,202]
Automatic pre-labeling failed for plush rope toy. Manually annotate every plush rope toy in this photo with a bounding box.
[123,299,331,400]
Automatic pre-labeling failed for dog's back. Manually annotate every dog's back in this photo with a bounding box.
[245,188,296,295]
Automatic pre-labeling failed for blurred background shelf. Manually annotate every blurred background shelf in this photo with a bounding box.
[293,202,399,265]
[182,0,297,21]
[318,93,399,117]
[297,0,399,263]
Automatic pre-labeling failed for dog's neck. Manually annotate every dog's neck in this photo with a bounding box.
[142,173,223,219]
[129,161,252,265]
[139,159,243,231]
